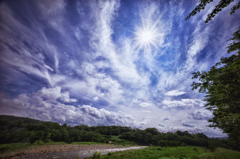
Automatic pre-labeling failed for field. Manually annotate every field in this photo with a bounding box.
[1,141,240,159]
[87,146,240,159]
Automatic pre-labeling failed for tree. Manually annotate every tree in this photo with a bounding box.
[186,0,240,23]
[145,128,159,136]
[191,27,240,145]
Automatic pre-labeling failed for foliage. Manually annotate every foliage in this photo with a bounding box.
[191,27,240,148]
[0,143,31,153]
[186,0,240,23]
[32,140,44,145]
[0,115,238,151]
[93,151,102,159]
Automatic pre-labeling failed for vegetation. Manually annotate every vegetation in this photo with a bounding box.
[87,146,240,159]
[186,0,240,23]
[0,115,239,155]
[186,0,240,150]
[93,151,102,159]
[191,27,240,149]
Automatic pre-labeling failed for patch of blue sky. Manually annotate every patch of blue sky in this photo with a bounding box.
[0,0,240,137]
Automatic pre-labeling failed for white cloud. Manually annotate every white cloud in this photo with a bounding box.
[0,87,134,126]
[165,90,186,96]
[35,87,77,103]
[60,92,77,103]
[139,102,152,107]
[93,96,99,101]
[162,98,206,109]
[190,109,213,120]
[1,0,236,138]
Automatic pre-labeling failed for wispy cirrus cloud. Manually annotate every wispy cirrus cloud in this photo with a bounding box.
[0,0,239,137]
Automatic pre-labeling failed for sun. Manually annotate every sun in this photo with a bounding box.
[140,30,153,42]
[134,25,159,52]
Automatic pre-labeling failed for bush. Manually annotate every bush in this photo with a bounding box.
[32,140,44,145]
[179,154,187,159]
[0,145,12,152]
[182,142,187,146]
[193,148,198,151]
[93,151,102,159]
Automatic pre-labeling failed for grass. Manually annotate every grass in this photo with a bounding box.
[39,141,67,145]
[71,142,108,145]
[87,146,240,159]
[93,151,102,159]
[212,147,240,159]
[0,143,31,152]
[87,146,208,159]
[0,142,72,153]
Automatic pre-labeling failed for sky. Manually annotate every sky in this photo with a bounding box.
[0,0,240,137]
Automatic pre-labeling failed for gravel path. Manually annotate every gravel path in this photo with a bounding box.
[22,146,148,159]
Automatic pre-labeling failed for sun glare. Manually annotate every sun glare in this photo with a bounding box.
[134,25,159,52]
[141,30,153,42]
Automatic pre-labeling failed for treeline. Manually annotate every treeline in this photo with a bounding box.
[0,115,238,150]
[0,120,110,144]
[0,115,132,144]
[119,128,208,147]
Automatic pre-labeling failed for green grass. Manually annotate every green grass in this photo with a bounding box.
[0,143,31,152]
[212,147,240,159]
[87,146,240,159]
[87,146,208,159]
[71,142,108,145]
[40,142,67,145]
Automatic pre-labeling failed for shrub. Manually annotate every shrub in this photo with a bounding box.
[0,145,12,152]
[181,142,187,146]
[93,151,102,159]
[193,148,197,151]
[179,154,187,159]
[32,140,44,145]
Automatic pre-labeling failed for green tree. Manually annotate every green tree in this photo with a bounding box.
[61,128,69,142]
[145,128,159,135]
[51,129,62,141]
[191,27,240,146]
[186,0,240,23]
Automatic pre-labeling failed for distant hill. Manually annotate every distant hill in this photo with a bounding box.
[0,115,44,125]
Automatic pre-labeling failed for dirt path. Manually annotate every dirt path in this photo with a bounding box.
[0,144,123,159]
[0,144,148,159]
[23,146,148,159]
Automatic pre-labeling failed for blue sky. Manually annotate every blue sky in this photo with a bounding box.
[0,0,240,137]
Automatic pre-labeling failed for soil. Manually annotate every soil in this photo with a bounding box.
[0,144,127,159]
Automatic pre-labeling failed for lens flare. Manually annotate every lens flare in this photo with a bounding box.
[134,24,160,52]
